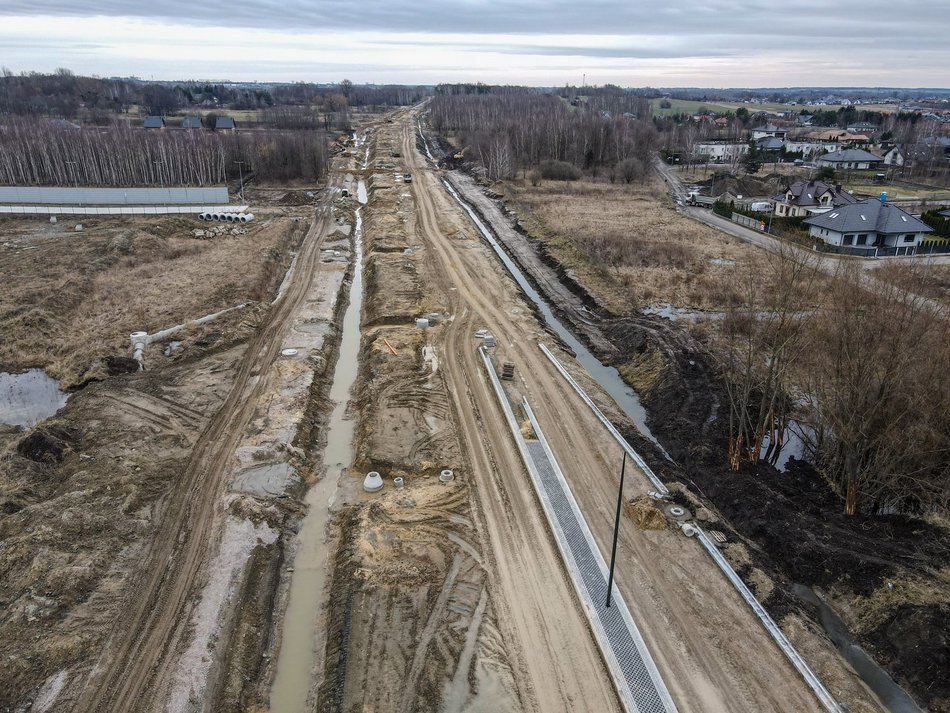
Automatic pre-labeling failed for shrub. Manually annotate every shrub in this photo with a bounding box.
[539,160,581,181]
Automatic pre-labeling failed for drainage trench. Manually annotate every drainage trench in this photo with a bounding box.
[442,178,668,457]
[269,158,367,711]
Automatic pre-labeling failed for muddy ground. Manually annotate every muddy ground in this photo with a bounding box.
[438,157,950,711]
[0,187,331,709]
[313,118,525,713]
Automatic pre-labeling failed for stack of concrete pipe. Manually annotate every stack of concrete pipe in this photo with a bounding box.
[199,212,254,222]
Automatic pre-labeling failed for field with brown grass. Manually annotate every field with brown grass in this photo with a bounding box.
[869,260,950,305]
[0,211,307,386]
[500,174,772,314]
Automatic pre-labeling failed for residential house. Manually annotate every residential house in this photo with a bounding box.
[846,121,879,134]
[803,199,933,250]
[920,135,950,161]
[773,179,858,218]
[755,136,785,152]
[142,116,165,129]
[815,148,883,170]
[883,145,906,166]
[784,139,840,159]
[806,129,869,144]
[694,141,750,162]
[751,123,788,140]
[215,116,236,132]
[181,115,203,129]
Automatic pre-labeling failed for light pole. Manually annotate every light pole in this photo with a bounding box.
[605,451,627,608]
[234,161,246,204]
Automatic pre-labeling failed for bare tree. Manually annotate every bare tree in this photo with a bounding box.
[716,245,822,471]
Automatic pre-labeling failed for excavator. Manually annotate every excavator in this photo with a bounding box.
[452,146,468,162]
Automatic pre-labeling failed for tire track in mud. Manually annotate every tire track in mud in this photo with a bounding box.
[70,186,341,713]
[400,115,841,712]
[400,121,624,713]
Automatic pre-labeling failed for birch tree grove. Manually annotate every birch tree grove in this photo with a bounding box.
[429,91,658,178]
[0,119,328,186]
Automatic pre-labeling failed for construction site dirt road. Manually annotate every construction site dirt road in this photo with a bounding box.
[64,180,341,711]
[382,112,875,712]
[6,107,892,713]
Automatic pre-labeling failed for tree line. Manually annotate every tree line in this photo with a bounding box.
[429,89,659,180]
[0,119,328,186]
[0,70,430,122]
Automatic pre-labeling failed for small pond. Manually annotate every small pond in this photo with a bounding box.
[0,369,69,427]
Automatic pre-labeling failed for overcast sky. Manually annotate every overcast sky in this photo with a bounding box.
[1,1,948,87]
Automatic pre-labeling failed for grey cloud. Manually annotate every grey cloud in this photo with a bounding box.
[3,0,949,45]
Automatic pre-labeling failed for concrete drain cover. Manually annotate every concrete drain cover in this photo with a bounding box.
[663,504,691,522]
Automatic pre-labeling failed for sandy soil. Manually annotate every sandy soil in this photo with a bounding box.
[444,135,949,710]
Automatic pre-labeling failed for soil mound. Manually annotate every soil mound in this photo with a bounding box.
[626,497,667,530]
[16,425,77,464]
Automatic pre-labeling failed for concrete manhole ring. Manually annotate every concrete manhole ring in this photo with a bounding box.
[664,504,691,522]
[439,469,455,482]
[280,348,299,357]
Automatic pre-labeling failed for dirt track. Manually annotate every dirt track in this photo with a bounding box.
[393,114,886,711]
[11,107,890,712]
[66,181,340,711]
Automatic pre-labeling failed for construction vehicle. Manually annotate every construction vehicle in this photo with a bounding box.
[453,146,467,161]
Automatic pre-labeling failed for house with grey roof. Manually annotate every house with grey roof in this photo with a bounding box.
[773,179,858,218]
[815,148,883,170]
[751,123,788,140]
[214,116,236,132]
[755,136,785,152]
[803,199,932,250]
[181,115,203,129]
[142,115,165,129]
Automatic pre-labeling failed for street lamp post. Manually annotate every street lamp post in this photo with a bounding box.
[605,451,627,608]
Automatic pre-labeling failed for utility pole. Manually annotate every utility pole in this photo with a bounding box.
[234,160,246,204]
[605,451,626,608]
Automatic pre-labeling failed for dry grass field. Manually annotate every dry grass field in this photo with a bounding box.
[0,211,306,386]
[870,261,950,305]
[501,174,773,314]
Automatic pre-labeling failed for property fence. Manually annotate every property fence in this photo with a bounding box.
[731,212,766,232]
[814,242,950,258]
